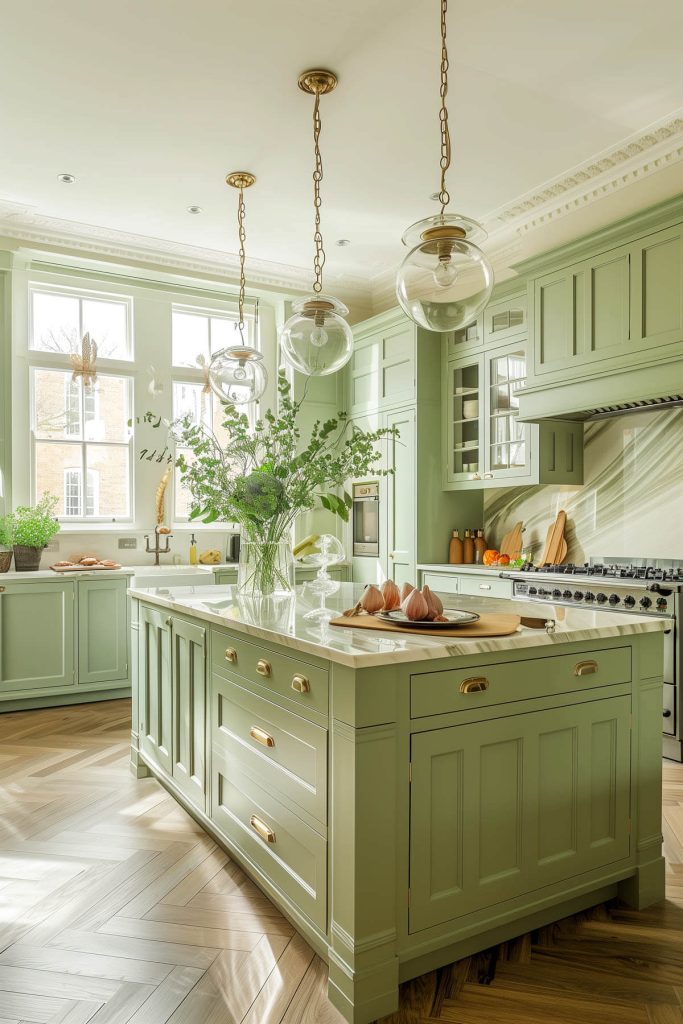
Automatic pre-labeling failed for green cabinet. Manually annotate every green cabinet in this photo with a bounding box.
[171,617,206,809]
[78,578,128,686]
[483,291,527,345]
[444,340,583,489]
[0,580,75,696]
[631,223,683,350]
[349,313,416,416]
[409,694,632,932]
[138,605,173,775]
[138,605,206,811]
[385,405,416,587]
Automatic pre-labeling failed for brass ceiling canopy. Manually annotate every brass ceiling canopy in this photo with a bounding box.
[297,69,338,96]
[226,171,256,190]
[421,225,466,242]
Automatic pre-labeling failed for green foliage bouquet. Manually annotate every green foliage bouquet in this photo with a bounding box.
[170,375,396,592]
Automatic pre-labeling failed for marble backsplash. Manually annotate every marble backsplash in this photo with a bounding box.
[484,408,683,564]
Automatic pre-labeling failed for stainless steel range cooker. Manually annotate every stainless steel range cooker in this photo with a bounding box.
[511,556,680,760]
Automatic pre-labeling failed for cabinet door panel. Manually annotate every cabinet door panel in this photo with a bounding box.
[385,406,416,586]
[0,582,74,696]
[534,267,584,373]
[139,606,172,774]
[381,325,415,406]
[633,225,683,348]
[409,696,631,933]
[588,247,631,355]
[171,618,206,809]
[78,578,128,686]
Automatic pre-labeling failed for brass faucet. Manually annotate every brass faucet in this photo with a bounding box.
[145,525,173,566]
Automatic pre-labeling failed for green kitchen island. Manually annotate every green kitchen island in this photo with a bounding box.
[128,582,666,1024]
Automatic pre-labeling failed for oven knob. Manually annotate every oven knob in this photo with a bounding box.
[656,597,668,610]
[664,709,672,718]
[563,589,573,600]
[537,587,549,597]
[584,592,595,602]
[639,596,652,609]
[608,594,620,605]
[528,586,538,595]
[624,595,636,607]
[573,590,584,601]
[552,588,562,598]
[596,593,607,603]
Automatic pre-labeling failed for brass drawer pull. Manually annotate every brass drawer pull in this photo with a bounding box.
[291,673,310,694]
[0,586,5,593]
[459,676,489,694]
[224,647,238,663]
[256,658,272,677]
[479,584,491,590]
[250,814,276,844]
[165,617,173,626]
[574,659,598,677]
[249,725,275,748]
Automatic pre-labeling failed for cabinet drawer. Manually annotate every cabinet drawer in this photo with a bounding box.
[212,673,327,823]
[211,629,328,720]
[211,755,326,933]
[422,573,459,595]
[458,575,513,599]
[411,646,631,718]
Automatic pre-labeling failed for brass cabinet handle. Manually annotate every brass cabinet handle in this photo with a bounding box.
[256,658,272,677]
[459,676,490,694]
[291,673,310,694]
[574,659,598,676]
[250,814,276,844]
[249,725,275,748]
[224,647,238,663]
[483,473,494,479]
[479,583,491,590]
[0,586,5,593]
[165,617,173,626]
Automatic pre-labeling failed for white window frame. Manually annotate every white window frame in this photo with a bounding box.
[29,283,134,361]
[30,368,134,524]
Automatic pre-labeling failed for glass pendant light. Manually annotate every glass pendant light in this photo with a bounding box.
[280,70,353,377]
[208,172,268,404]
[396,0,494,332]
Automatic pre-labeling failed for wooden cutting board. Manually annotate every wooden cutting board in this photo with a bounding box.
[536,510,567,567]
[50,563,122,572]
[331,613,521,639]
[499,521,524,558]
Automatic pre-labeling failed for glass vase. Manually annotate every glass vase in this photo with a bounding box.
[237,540,295,598]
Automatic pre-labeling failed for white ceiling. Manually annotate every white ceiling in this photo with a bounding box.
[2,0,683,300]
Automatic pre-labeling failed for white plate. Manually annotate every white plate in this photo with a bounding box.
[375,609,480,629]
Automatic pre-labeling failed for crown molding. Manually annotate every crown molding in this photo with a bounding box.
[0,199,373,310]
[483,109,683,235]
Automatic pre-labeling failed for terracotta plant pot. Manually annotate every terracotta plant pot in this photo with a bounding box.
[0,550,12,573]
[13,544,44,572]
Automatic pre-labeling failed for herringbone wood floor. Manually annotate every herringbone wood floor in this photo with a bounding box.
[1,701,682,1024]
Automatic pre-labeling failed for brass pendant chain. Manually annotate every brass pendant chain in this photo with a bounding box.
[312,87,325,294]
[237,185,247,334]
[438,0,451,213]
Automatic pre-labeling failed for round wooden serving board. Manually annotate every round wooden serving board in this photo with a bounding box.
[330,612,520,638]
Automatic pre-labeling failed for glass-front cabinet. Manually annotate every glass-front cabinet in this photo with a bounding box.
[487,344,530,479]
[443,337,584,490]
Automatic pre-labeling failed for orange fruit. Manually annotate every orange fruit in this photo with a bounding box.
[482,549,500,566]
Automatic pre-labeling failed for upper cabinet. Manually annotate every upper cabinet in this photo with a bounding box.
[349,312,415,415]
[520,198,683,419]
[483,292,527,346]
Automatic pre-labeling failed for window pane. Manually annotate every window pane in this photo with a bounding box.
[32,292,79,353]
[35,442,82,516]
[84,375,131,442]
[210,315,239,353]
[172,381,209,424]
[34,369,82,440]
[86,445,130,518]
[82,298,129,359]
[174,449,195,520]
[172,311,209,367]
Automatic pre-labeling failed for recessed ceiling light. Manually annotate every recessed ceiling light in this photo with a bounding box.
[187,205,203,215]
[58,173,76,184]
[336,238,351,246]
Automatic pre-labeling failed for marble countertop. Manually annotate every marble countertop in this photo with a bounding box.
[419,563,518,577]
[128,581,667,669]
[2,567,135,580]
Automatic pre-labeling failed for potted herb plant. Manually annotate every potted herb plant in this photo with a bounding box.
[170,375,397,597]
[8,493,61,572]
[0,514,13,573]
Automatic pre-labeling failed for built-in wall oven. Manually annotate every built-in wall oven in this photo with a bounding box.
[352,481,380,557]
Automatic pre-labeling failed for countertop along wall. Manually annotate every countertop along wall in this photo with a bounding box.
[484,407,683,563]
